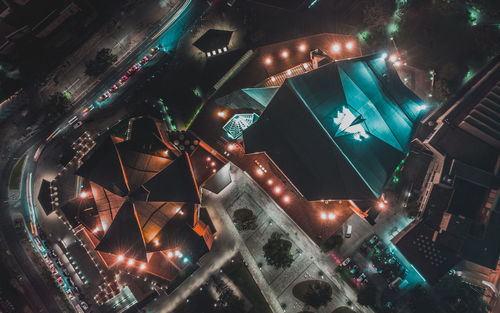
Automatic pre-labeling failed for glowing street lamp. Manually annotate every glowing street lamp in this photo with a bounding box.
[264,57,272,65]
[140,263,146,270]
[378,202,386,209]
[299,44,307,52]
[206,156,211,162]
[167,251,173,258]
[117,255,124,262]
[346,42,354,50]
[154,238,159,246]
[267,179,273,185]
[227,143,236,151]
[273,186,282,194]
[331,43,341,53]
[320,212,327,220]
[389,54,397,63]
[79,191,88,199]
[127,259,135,266]
[283,195,290,203]
[163,150,169,156]
[256,168,264,176]
[328,213,336,220]
[217,111,226,118]
[281,51,289,58]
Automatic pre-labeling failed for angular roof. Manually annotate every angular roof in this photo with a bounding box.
[142,153,201,203]
[71,117,212,269]
[244,54,425,201]
[193,29,233,53]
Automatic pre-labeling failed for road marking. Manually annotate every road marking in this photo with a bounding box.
[152,0,191,40]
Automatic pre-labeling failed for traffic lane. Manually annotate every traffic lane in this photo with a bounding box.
[0,132,63,313]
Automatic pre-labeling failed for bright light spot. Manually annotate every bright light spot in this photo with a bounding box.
[206,156,211,162]
[328,213,336,220]
[79,192,88,198]
[207,52,211,57]
[389,54,397,63]
[320,212,327,220]
[217,111,226,118]
[267,179,273,185]
[93,226,100,233]
[163,150,169,156]
[417,104,427,111]
[167,251,173,258]
[394,61,401,67]
[212,50,216,55]
[303,63,308,69]
[174,250,180,257]
[378,202,385,209]
[281,51,289,58]
[283,195,290,203]
[183,257,189,263]
[264,57,272,65]
[299,44,306,52]
[331,44,341,53]
[346,42,354,50]
[381,53,388,59]
[212,169,217,173]
[210,161,216,167]
[154,238,159,246]
[223,47,228,52]
[256,169,264,176]
[286,69,292,75]
[140,263,146,270]
[218,48,222,53]
[274,186,281,194]
[127,259,134,266]
[271,76,276,82]
[117,255,124,262]
[227,144,236,151]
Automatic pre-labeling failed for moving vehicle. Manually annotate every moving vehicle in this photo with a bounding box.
[73,121,83,129]
[150,47,159,55]
[97,92,110,103]
[57,276,66,288]
[139,56,148,65]
[108,85,118,93]
[33,144,46,162]
[345,224,352,238]
[119,75,128,84]
[126,65,138,76]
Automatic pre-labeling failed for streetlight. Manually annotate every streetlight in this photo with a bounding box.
[264,57,272,65]
[331,43,341,53]
[328,213,336,220]
[79,191,88,199]
[320,212,327,220]
[346,42,354,50]
[217,110,226,118]
[283,195,290,203]
[281,51,289,58]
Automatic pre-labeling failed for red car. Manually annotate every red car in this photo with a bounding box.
[57,276,65,288]
[127,65,138,76]
[139,56,148,65]
[97,93,109,103]
[119,75,128,84]
[109,85,118,93]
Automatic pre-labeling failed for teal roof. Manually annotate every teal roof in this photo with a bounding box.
[241,87,279,107]
[223,113,259,139]
[244,53,425,200]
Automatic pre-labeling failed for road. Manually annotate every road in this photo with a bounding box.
[0,1,202,312]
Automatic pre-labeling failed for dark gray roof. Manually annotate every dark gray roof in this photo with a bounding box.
[243,54,424,201]
[38,179,53,215]
[193,29,233,53]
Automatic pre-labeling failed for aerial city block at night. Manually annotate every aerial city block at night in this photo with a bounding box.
[0,0,499,313]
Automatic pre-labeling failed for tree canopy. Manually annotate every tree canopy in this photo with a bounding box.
[85,48,118,77]
[321,234,343,253]
[233,208,257,231]
[303,281,332,309]
[45,91,72,115]
[263,232,294,268]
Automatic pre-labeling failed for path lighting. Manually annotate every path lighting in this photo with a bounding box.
[210,161,216,167]
[389,54,397,63]
[267,179,273,185]
[127,259,135,266]
[274,186,282,194]
[283,195,290,203]
[206,156,211,162]
[154,238,159,246]
[167,251,173,258]
[331,43,341,53]
[264,57,272,65]
[281,51,289,58]
[299,44,306,52]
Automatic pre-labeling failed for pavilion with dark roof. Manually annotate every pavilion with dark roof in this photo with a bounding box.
[55,116,215,282]
[243,53,426,210]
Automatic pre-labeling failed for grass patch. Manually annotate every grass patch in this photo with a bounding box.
[292,280,331,302]
[222,255,272,313]
[9,155,26,190]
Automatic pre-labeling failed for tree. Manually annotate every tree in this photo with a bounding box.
[233,208,257,231]
[262,232,293,268]
[212,275,244,313]
[45,91,72,115]
[85,48,118,77]
[436,274,490,313]
[433,79,453,104]
[357,282,377,307]
[303,281,332,309]
[320,234,343,253]
[362,0,396,31]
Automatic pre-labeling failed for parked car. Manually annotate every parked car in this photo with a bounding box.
[345,224,352,238]
[126,65,138,76]
[341,257,351,267]
[50,264,58,275]
[357,272,367,282]
[108,85,118,93]
[80,301,89,311]
[66,289,75,300]
[62,268,69,276]
[139,56,148,65]
[55,259,63,267]
[97,92,110,103]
